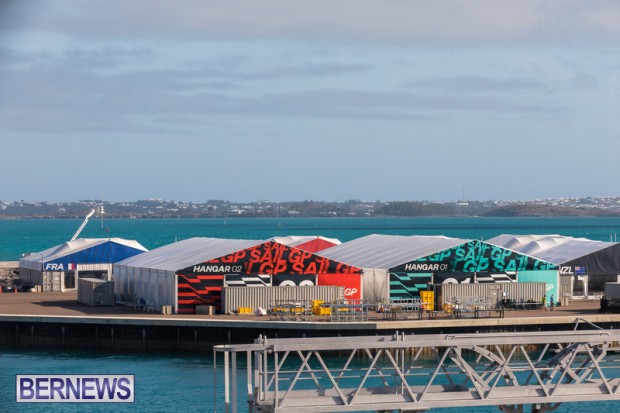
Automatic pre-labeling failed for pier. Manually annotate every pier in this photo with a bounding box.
[214,330,620,413]
[1,292,620,354]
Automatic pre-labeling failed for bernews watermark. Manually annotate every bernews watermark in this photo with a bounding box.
[16,375,134,403]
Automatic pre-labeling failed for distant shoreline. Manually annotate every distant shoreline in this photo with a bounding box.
[2,198,620,219]
[2,212,620,220]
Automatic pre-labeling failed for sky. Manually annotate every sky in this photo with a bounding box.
[0,0,618,203]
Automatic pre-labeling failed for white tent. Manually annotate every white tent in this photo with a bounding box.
[318,234,467,302]
[487,234,616,265]
[487,234,620,297]
[113,237,261,312]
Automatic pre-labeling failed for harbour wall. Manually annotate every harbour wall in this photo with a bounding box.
[1,314,619,354]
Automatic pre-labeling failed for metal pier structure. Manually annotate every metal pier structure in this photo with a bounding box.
[214,329,620,413]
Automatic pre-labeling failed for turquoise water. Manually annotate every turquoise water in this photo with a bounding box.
[1,350,217,413]
[2,217,620,411]
[2,216,620,260]
[1,349,619,413]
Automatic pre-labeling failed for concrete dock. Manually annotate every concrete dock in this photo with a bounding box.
[1,291,619,353]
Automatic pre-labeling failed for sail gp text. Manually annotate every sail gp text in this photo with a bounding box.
[16,375,134,403]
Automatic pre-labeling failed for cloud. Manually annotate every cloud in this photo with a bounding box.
[260,89,561,118]
[2,1,618,46]
[238,63,369,80]
[0,59,563,134]
[62,46,155,71]
[568,74,600,90]
[406,76,546,93]
[0,46,374,132]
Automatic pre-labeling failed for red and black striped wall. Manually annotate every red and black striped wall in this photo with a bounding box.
[175,241,361,314]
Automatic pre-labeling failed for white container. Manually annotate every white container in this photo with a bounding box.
[222,286,344,315]
[78,278,114,306]
[441,282,546,307]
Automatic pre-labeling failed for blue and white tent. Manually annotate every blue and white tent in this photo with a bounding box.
[19,238,147,291]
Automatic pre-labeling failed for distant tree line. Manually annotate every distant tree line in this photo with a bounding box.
[0,199,619,219]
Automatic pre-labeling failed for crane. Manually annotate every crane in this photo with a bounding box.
[70,208,96,241]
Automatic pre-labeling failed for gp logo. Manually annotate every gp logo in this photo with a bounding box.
[278,280,315,287]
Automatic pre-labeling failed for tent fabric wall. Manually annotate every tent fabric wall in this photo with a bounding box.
[113,265,177,312]
[177,274,224,313]
[560,244,620,276]
[517,270,559,305]
[317,273,362,300]
[433,272,475,284]
[361,268,388,303]
[389,272,433,300]
[389,240,556,273]
[387,240,556,300]
[176,240,362,313]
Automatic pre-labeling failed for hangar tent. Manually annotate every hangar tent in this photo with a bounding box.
[114,237,361,314]
[318,234,464,302]
[270,235,340,253]
[114,237,260,313]
[318,234,557,302]
[487,234,620,297]
[19,238,147,292]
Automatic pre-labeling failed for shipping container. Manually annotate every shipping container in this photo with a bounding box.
[420,291,435,311]
[605,282,620,300]
[78,278,115,306]
[440,282,546,308]
[221,286,344,315]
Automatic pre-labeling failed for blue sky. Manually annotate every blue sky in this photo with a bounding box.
[0,1,618,203]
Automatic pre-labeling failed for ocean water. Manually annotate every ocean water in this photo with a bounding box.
[1,349,619,413]
[2,217,620,412]
[1,216,620,260]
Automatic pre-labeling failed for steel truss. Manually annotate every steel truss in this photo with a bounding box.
[214,330,620,413]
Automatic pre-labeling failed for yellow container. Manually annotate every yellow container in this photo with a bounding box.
[237,307,253,314]
[421,291,435,311]
[313,307,331,316]
[312,300,324,308]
